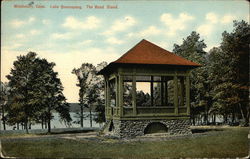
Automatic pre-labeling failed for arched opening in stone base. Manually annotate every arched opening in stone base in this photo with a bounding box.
[144,122,168,134]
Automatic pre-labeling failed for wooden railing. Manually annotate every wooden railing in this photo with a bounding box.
[107,106,188,117]
[123,106,187,116]
[136,106,175,114]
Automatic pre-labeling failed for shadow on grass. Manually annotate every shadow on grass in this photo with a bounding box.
[192,128,224,134]
[38,129,96,135]
[39,128,224,136]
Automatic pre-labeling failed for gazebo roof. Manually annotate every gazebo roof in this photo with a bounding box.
[113,39,201,66]
[99,39,201,74]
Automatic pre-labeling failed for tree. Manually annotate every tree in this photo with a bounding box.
[6,52,71,133]
[0,82,9,130]
[33,58,71,133]
[136,91,151,106]
[208,20,250,126]
[72,62,108,127]
[6,52,38,133]
[72,63,96,127]
[94,62,108,124]
[207,47,225,124]
[173,31,209,125]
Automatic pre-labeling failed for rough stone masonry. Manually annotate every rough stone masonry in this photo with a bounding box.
[103,119,192,138]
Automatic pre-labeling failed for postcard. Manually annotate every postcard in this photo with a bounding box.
[1,0,249,158]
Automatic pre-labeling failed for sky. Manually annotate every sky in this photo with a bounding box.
[1,0,249,103]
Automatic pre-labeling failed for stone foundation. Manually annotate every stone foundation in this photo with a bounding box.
[102,119,192,138]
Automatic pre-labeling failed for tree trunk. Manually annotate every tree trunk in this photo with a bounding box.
[246,105,250,126]
[203,114,207,125]
[41,117,44,129]
[212,114,216,125]
[44,117,47,129]
[80,105,84,127]
[224,114,228,124]
[246,112,249,126]
[198,115,201,125]
[2,103,6,130]
[3,119,6,130]
[232,112,235,123]
[47,105,51,133]
[48,119,51,133]
[205,105,208,125]
[239,103,249,126]
[25,120,29,134]
[192,115,195,125]
[90,106,92,127]
[17,123,19,130]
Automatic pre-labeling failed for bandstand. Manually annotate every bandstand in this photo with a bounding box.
[98,39,201,138]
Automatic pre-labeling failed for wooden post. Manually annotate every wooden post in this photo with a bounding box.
[180,77,185,107]
[150,76,154,106]
[119,75,124,117]
[115,76,119,116]
[132,76,137,115]
[104,78,108,117]
[186,76,190,115]
[106,79,110,118]
[161,77,164,106]
[174,75,178,115]
[165,80,168,105]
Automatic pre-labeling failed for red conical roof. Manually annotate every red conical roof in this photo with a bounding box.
[98,39,201,75]
[113,39,201,66]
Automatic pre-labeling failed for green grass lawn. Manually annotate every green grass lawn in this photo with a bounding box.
[1,127,249,158]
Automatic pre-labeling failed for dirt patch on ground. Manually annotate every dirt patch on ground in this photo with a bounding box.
[61,128,226,143]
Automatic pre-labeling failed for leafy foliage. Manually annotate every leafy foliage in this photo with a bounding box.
[173,21,249,126]
[173,31,209,124]
[6,52,71,133]
[208,20,250,126]
[0,82,10,130]
[72,62,107,125]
